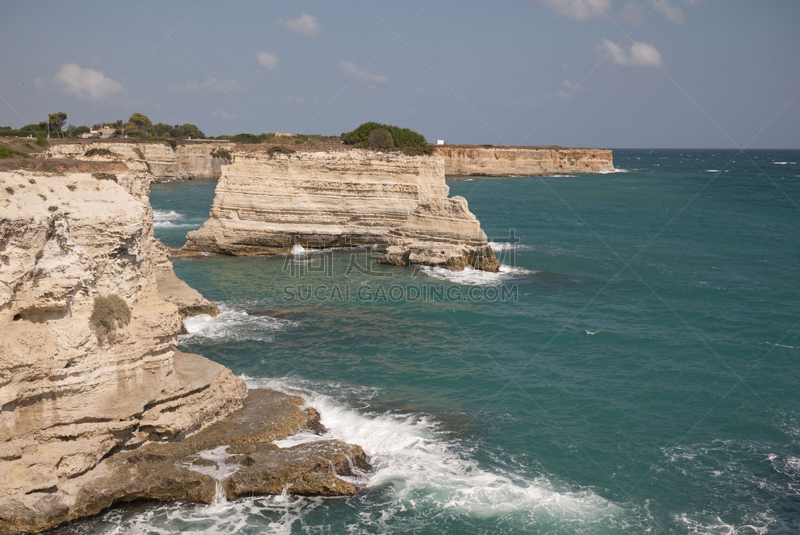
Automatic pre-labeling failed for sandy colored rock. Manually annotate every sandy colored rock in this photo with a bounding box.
[435,145,614,176]
[184,149,500,271]
[44,141,234,182]
[0,171,247,533]
[0,390,368,534]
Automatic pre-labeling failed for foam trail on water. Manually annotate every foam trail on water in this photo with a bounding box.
[245,377,622,526]
[181,305,297,343]
[419,264,537,286]
[488,241,534,253]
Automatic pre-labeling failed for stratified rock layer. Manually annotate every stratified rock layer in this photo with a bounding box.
[435,145,614,176]
[44,141,234,182]
[184,149,499,271]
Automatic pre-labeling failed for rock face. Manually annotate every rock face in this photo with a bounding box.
[0,170,246,532]
[44,141,234,182]
[0,171,366,533]
[184,149,500,271]
[0,389,369,533]
[434,145,614,176]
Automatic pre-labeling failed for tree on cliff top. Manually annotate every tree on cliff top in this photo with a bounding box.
[341,122,432,155]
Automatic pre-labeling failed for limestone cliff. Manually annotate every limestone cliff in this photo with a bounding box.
[0,171,244,531]
[184,149,499,271]
[434,145,614,176]
[44,141,234,182]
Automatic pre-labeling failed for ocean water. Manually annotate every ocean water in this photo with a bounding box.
[57,150,800,534]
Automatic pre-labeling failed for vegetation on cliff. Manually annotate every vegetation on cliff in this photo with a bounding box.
[341,122,433,155]
[89,294,131,340]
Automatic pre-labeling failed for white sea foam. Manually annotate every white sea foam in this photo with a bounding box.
[153,209,183,221]
[488,241,534,253]
[418,264,537,286]
[153,209,192,229]
[245,377,622,526]
[180,446,242,505]
[706,169,720,173]
[290,244,307,255]
[181,305,297,343]
[599,168,628,174]
[586,330,599,335]
[773,162,788,165]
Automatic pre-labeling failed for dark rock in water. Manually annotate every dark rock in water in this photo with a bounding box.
[0,389,369,534]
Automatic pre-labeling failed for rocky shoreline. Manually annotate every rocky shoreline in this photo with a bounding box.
[0,170,367,534]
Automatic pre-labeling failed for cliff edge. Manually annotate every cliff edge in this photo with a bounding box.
[0,171,366,533]
[184,149,499,271]
[435,145,614,177]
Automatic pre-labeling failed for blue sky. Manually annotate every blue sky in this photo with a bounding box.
[1,0,798,148]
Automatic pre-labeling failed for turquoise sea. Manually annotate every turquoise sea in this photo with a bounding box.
[58,150,800,534]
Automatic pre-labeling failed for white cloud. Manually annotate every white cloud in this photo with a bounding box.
[287,95,306,105]
[257,51,278,70]
[211,110,237,119]
[54,63,123,101]
[598,39,663,66]
[168,78,244,95]
[652,0,684,24]
[276,12,322,37]
[534,0,611,20]
[339,62,389,85]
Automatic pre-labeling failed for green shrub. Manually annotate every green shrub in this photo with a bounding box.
[230,133,263,144]
[66,184,76,191]
[368,129,394,150]
[90,295,131,338]
[28,178,36,184]
[84,148,114,157]
[48,205,58,211]
[24,143,34,150]
[341,122,431,154]
[35,250,43,261]
[0,144,28,159]
[167,139,177,149]
[5,186,13,195]
[480,144,494,148]
[92,172,117,182]
[35,137,47,147]
[210,147,231,161]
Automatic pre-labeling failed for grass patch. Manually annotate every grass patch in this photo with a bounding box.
[35,137,47,147]
[90,295,131,339]
[92,172,117,182]
[0,144,29,159]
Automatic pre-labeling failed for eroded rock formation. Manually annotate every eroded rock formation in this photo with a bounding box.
[435,145,614,176]
[44,141,234,182]
[0,170,365,533]
[184,149,500,271]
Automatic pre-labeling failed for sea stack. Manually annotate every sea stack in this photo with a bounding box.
[184,148,500,272]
